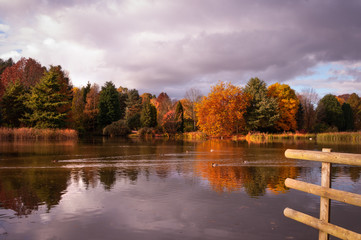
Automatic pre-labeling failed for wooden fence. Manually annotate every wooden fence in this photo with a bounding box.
[284,148,361,240]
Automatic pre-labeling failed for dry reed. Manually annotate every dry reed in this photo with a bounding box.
[0,127,78,141]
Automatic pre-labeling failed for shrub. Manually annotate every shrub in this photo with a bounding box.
[126,113,141,130]
[184,119,194,132]
[313,123,329,133]
[103,120,131,137]
[154,125,164,134]
[138,127,155,138]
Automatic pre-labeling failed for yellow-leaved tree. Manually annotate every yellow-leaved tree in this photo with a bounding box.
[195,81,251,137]
[268,83,299,131]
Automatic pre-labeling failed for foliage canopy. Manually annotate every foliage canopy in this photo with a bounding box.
[196,81,251,137]
[244,78,279,132]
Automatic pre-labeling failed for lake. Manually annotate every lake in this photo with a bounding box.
[0,138,360,240]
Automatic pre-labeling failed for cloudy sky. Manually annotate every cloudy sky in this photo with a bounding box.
[1,0,361,99]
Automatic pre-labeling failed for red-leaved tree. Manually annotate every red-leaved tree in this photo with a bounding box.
[0,58,45,97]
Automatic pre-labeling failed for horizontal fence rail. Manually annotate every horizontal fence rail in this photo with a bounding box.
[284,208,361,240]
[285,178,361,207]
[285,149,361,166]
[283,148,361,240]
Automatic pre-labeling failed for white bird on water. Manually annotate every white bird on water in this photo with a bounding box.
[210,149,214,152]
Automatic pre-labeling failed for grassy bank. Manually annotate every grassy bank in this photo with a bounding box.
[244,132,316,143]
[243,131,361,144]
[130,130,208,140]
[316,132,361,144]
[131,131,361,143]
[0,127,78,141]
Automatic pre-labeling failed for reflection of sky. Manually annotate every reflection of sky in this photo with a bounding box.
[0,140,361,239]
[1,166,360,240]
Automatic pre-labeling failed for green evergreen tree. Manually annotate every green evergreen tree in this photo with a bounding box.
[23,68,71,128]
[117,86,129,119]
[244,77,279,132]
[98,81,121,128]
[175,101,184,133]
[1,81,28,127]
[125,89,142,119]
[316,94,344,130]
[48,65,73,127]
[126,112,141,130]
[140,100,157,128]
[342,102,354,131]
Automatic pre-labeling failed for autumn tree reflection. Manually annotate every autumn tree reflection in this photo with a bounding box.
[194,140,300,196]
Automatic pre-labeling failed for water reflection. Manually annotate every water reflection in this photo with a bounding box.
[0,168,70,216]
[193,140,301,195]
[0,138,360,234]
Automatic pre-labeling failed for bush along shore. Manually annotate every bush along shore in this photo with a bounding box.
[0,128,78,141]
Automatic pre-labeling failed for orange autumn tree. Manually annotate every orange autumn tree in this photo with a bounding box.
[83,84,100,131]
[268,83,299,131]
[195,81,251,137]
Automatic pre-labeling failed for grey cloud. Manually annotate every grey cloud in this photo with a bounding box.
[1,0,361,98]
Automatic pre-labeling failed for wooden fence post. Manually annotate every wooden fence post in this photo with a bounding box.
[284,148,361,239]
[319,148,332,240]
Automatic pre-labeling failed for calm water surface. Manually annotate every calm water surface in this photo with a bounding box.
[0,138,360,240]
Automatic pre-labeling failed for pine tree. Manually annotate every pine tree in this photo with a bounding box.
[23,67,71,128]
[244,77,279,132]
[125,89,142,119]
[49,66,73,127]
[117,86,128,119]
[175,101,184,133]
[98,81,121,127]
[1,81,28,127]
[140,100,157,128]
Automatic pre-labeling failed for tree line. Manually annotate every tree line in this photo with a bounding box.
[0,57,199,136]
[196,78,361,136]
[0,57,360,137]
